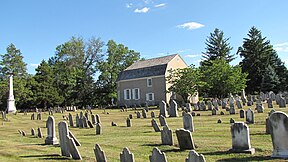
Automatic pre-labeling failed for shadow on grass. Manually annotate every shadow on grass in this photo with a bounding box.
[142,143,162,147]
[216,156,279,162]
[250,132,268,136]
[20,154,70,160]
[162,148,183,153]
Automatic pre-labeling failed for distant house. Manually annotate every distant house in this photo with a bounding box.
[116,54,198,107]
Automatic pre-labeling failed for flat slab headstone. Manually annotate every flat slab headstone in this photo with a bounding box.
[94,144,107,162]
[120,147,135,162]
[176,128,195,150]
[269,111,288,158]
[185,150,206,162]
[229,122,255,154]
[149,147,167,162]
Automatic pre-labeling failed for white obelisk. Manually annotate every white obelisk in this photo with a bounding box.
[7,75,16,113]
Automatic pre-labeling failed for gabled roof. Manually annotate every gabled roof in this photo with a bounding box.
[117,54,179,82]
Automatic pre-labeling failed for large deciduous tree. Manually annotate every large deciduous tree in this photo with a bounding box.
[201,28,234,66]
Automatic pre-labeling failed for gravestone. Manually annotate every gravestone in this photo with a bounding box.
[161,125,173,145]
[136,112,141,118]
[256,104,264,113]
[69,131,81,146]
[185,150,206,162]
[31,128,35,136]
[220,111,224,115]
[269,111,288,158]
[175,128,195,150]
[66,135,82,160]
[68,113,74,127]
[159,115,167,126]
[266,117,271,134]
[241,89,247,105]
[120,147,135,162]
[37,127,43,138]
[149,147,167,162]
[199,101,206,111]
[83,116,88,128]
[58,121,70,157]
[222,99,227,109]
[212,108,217,115]
[22,131,26,136]
[229,122,255,154]
[126,118,132,127]
[217,119,222,123]
[84,112,89,120]
[94,144,107,162]
[151,118,161,132]
[45,116,58,145]
[169,100,179,117]
[239,109,245,118]
[37,112,42,120]
[79,111,83,119]
[159,101,168,117]
[191,112,196,116]
[268,109,276,116]
[207,101,212,111]
[31,113,35,120]
[88,120,94,128]
[229,106,235,115]
[246,108,254,124]
[186,103,192,112]
[96,114,101,123]
[236,100,242,109]
[230,118,235,124]
[267,98,273,108]
[279,97,286,108]
[142,109,147,118]
[76,114,80,127]
[151,111,155,118]
[128,114,133,119]
[183,113,194,132]
[91,114,96,124]
[96,123,101,135]
[111,122,117,126]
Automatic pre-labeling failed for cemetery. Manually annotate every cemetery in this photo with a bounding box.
[1,94,288,161]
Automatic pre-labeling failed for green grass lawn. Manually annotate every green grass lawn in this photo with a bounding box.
[1,103,288,162]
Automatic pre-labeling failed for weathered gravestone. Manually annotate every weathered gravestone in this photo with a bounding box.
[120,147,135,162]
[217,119,222,123]
[229,106,235,115]
[159,115,167,126]
[94,144,107,162]
[256,104,264,113]
[126,118,132,127]
[267,98,273,108]
[151,111,155,118]
[37,127,43,138]
[31,113,35,120]
[160,101,168,117]
[183,113,194,132]
[229,122,255,154]
[37,112,42,120]
[83,116,88,128]
[45,116,58,145]
[68,113,74,127]
[239,109,245,118]
[58,121,70,157]
[269,111,288,158]
[230,118,235,124]
[186,103,192,112]
[185,150,206,162]
[246,108,254,124]
[161,125,173,145]
[142,109,147,118]
[236,100,242,109]
[199,101,206,111]
[279,97,286,108]
[151,118,161,132]
[136,112,141,118]
[149,147,167,162]
[76,114,80,127]
[128,114,133,119]
[31,128,35,136]
[212,108,217,115]
[96,123,102,135]
[266,117,271,134]
[91,114,96,124]
[169,100,179,117]
[66,135,82,160]
[176,128,195,150]
[96,114,101,123]
[87,120,94,128]
[207,101,212,111]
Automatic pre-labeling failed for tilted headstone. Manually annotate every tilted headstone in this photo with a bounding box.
[126,118,132,127]
[159,115,167,126]
[229,122,255,154]
[269,111,288,158]
[91,114,96,124]
[69,131,81,146]
[142,109,147,118]
[169,100,179,117]
[183,113,194,132]
[151,118,161,132]
[239,109,245,118]
[185,150,206,162]
[68,113,74,127]
[149,147,167,162]
[175,128,195,150]
[160,101,168,117]
[37,127,43,138]
[120,147,135,162]
[88,120,94,128]
[96,123,102,135]
[84,112,89,120]
[22,131,26,136]
[236,100,242,109]
[96,114,101,123]
[45,116,58,145]
[66,135,82,160]
[246,108,254,124]
[161,125,173,145]
[241,89,247,105]
[94,144,107,162]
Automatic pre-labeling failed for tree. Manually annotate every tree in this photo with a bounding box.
[33,60,64,109]
[96,40,140,105]
[200,59,247,98]
[201,28,234,66]
[237,26,288,93]
[166,65,205,103]
[0,43,30,110]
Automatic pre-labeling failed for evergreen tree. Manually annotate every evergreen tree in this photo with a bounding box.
[201,28,234,66]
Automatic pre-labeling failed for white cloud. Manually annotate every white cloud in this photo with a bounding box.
[154,3,166,8]
[126,3,133,8]
[274,42,288,52]
[29,63,39,68]
[134,7,150,13]
[185,54,201,58]
[177,22,204,30]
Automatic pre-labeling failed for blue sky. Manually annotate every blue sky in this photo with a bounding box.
[1,0,288,74]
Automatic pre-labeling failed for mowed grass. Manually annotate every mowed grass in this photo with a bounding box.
[1,103,288,162]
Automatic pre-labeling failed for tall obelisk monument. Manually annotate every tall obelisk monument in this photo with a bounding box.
[7,75,16,113]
